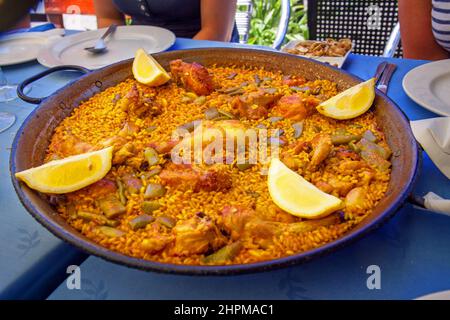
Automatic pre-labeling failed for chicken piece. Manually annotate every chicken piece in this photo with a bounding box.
[231,88,281,120]
[335,147,361,161]
[220,206,255,240]
[358,169,375,186]
[328,177,354,197]
[113,142,136,165]
[309,133,333,170]
[172,216,225,256]
[169,59,214,96]
[51,134,95,157]
[289,141,311,154]
[338,160,368,172]
[272,94,319,121]
[99,121,140,151]
[118,84,162,117]
[345,187,368,213]
[148,140,179,154]
[141,235,174,254]
[221,206,340,247]
[314,181,333,194]
[282,75,307,87]
[159,163,232,192]
[84,178,117,197]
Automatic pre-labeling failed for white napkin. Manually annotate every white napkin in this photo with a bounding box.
[410,117,450,179]
[423,192,450,216]
[410,117,450,215]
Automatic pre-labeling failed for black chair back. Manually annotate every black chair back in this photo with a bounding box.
[307,0,402,57]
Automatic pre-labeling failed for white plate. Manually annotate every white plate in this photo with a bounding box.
[416,290,450,300]
[403,59,450,116]
[0,29,64,66]
[281,40,353,68]
[37,25,176,70]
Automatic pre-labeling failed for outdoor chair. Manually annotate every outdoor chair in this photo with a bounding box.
[306,0,402,57]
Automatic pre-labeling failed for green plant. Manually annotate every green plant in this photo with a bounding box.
[246,0,308,47]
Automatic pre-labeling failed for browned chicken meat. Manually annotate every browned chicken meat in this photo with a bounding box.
[221,206,343,247]
[281,75,307,87]
[160,163,232,192]
[50,134,94,158]
[169,59,214,96]
[173,215,225,256]
[309,133,333,170]
[231,88,281,120]
[272,94,319,121]
[118,84,162,118]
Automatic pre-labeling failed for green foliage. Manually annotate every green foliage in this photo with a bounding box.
[246,0,308,47]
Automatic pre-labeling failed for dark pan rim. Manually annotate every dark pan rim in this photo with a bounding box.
[10,48,420,275]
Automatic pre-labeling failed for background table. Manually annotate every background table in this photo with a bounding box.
[1,38,449,300]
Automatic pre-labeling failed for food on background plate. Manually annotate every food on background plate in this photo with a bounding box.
[15,49,391,265]
[284,38,352,57]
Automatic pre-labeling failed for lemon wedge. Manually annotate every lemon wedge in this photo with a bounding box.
[316,78,375,120]
[15,147,113,194]
[268,158,343,219]
[132,48,170,86]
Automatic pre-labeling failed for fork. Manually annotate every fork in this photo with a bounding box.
[377,63,397,94]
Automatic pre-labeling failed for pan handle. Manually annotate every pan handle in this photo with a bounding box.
[17,65,91,104]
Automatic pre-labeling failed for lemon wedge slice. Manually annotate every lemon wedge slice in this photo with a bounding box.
[132,48,170,86]
[268,158,343,219]
[316,78,375,120]
[15,147,113,194]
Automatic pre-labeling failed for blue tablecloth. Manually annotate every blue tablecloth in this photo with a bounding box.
[1,37,449,300]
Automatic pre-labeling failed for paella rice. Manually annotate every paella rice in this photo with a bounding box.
[43,60,391,265]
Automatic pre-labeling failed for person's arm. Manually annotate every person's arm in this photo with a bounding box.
[398,0,449,60]
[93,0,125,28]
[193,0,236,41]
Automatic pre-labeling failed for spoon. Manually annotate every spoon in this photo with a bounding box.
[84,24,117,54]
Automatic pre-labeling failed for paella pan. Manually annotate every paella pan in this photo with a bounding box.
[10,48,419,274]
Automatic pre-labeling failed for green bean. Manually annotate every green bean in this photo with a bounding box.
[292,121,304,139]
[363,129,378,142]
[254,74,261,86]
[129,214,155,230]
[115,178,126,204]
[141,200,161,214]
[194,96,206,105]
[98,226,125,237]
[204,107,220,120]
[218,109,235,119]
[331,134,361,145]
[145,125,158,133]
[141,166,162,180]
[144,183,167,199]
[228,89,245,96]
[290,86,310,92]
[227,72,237,80]
[177,120,199,132]
[77,211,118,227]
[144,147,159,166]
[236,162,253,171]
[268,116,284,123]
[98,196,126,219]
[157,215,176,228]
[263,87,277,94]
[203,241,242,264]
